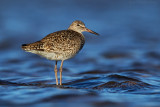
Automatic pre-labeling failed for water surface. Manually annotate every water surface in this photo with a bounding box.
[1,0,160,107]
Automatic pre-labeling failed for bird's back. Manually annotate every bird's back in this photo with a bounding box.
[22,30,85,60]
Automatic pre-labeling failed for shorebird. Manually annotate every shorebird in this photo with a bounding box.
[22,20,99,85]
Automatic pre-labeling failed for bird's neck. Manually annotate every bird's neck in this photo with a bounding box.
[68,27,83,34]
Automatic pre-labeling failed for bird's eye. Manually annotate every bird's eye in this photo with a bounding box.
[77,24,80,26]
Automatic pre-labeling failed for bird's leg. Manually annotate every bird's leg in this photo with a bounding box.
[54,61,58,85]
[60,60,64,85]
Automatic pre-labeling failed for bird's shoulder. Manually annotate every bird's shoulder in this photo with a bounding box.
[41,30,82,42]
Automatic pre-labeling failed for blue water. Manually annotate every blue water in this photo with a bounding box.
[1,0,160,107]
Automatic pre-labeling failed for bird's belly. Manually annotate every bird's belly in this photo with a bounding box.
[28,50,79,61]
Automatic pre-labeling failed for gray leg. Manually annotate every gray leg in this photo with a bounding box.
[54,61,58,85]
[60,60,64,85]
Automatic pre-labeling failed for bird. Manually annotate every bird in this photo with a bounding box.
[22,20,99,85]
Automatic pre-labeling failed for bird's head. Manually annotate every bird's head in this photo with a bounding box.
[68,20,99,35]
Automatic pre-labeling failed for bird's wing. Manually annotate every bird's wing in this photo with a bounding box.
[41,30,83,53]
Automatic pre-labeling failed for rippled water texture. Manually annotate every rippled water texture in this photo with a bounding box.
[1,0,160,107]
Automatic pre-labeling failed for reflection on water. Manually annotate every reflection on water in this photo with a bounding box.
[1,0,160,107]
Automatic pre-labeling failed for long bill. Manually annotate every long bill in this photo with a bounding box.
[85,28,99,35]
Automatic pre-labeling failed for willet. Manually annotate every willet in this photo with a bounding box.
[22,20,99,85]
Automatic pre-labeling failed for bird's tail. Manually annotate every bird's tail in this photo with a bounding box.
[22,44,29,51]
[21,41,44,51]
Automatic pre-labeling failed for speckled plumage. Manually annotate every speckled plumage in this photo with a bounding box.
[22,30,85,60]
[22,20,99,85]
